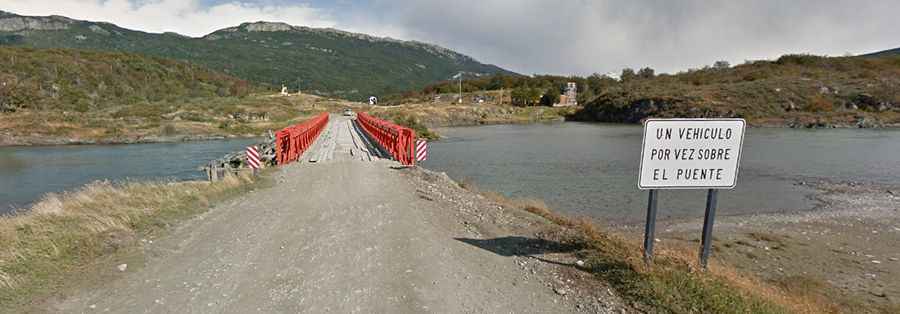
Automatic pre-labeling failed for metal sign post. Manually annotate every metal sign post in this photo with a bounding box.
[638,119,745,269]
[699,189,719,268]
[642,189,659,264]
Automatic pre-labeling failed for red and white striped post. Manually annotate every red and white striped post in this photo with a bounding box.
[246,145,261,175]
[415,139,428,163]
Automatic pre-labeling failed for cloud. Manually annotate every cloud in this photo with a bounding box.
[3,1,900,75]
[340,0,900,75]
[0,0,336,37]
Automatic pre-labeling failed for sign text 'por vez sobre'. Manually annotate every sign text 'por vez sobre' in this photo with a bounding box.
[638,119,746,190]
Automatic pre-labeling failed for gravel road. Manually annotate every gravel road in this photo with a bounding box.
[48,116,587,313]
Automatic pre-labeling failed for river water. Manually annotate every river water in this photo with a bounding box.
[422,123,900,224]
[0,138,259,215]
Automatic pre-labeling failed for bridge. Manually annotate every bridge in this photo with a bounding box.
[48,113,596,313]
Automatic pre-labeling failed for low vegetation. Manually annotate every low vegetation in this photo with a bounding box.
[464,186,835,313]
[393,54,900,128]
[0,173,262,309]
[576,54,900,127]
[0,47,254,112]
[370,92,575,138]
[0,47,355,145]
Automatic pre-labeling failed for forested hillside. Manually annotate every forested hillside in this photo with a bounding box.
[0,47,350,145]
[577,54,900,127]
[0,10,512,99]
[0,47,251,113]
[393,54,900,128]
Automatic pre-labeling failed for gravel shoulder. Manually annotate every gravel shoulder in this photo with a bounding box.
[42,117,624,313]
[631,181,900,311]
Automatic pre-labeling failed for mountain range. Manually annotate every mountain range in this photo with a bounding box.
[0,10,512,99]
[862,47,900,58]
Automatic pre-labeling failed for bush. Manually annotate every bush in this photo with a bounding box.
[804,96,833,112]
[775,54,826,66]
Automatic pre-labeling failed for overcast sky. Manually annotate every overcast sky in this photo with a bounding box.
[3,0,900,75]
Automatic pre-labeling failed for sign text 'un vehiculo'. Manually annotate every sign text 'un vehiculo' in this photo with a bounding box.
[639,119,745,189]
[637,118,746,269]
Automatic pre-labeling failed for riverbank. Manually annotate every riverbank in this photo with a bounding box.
[0,93,353,147]
[0,131,253,147]
[413,166,831,313]
[368,103,577,138]
[617,180,900,313]
[571,104,900,129]
[3,154,822,313]
[0,172,263,309]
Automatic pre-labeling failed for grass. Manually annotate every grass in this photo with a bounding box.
[0,93,344,145]
[369,101,575,139]
[467,189,836,313]
[0,172,263,309]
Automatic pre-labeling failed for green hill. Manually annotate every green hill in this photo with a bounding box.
[0,10,512,99]
[0,47,252,113]
[862,47,900,58]
[0,46,353,145]
[573,55,900,128]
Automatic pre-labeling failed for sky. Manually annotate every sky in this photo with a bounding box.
[2,0,900,76]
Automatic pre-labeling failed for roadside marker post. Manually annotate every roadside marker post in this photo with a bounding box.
[246,145,261,176]
[416,139,428,162]
[637,119,746,269]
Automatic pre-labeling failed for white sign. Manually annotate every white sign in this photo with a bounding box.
[638,119,746,190]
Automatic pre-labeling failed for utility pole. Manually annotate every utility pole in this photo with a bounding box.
[458,71,463,104]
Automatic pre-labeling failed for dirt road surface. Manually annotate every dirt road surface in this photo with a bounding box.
[47,116,602,313]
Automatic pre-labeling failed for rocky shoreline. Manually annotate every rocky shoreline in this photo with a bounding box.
[622,179,900,312]
[0,132,265,147]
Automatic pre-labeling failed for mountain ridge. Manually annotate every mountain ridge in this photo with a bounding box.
[0,10,513,98]
[862,46,900,58]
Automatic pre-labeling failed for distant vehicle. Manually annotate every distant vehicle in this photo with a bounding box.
[343,108,354,116]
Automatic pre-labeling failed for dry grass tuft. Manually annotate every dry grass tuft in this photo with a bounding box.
[0,173,256,307]
[460,180,833,313]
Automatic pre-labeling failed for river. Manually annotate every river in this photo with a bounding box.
[421,123,900,224]
[0,138,259,215]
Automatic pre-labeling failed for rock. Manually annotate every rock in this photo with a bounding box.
[872,260,882,264]
[554,287,567,295]
[117,264,127,272]
[0,15,73,32]
[575,260,585,267]
[889,258,898,262]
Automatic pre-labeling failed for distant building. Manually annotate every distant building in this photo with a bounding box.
[555,82,578,107]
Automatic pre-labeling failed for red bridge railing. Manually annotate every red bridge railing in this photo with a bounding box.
[356,112,416,166]
[275,112,329,165]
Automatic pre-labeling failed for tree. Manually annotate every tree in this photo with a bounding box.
[620,68,636,82]
[511,86,529,106]
[637,67,655,79]
[577,85,595,104]
[526,87,542,106]
[713,60,730,69]
[541,86,561,106]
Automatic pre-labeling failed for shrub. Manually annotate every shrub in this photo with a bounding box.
[804,96,834,112]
